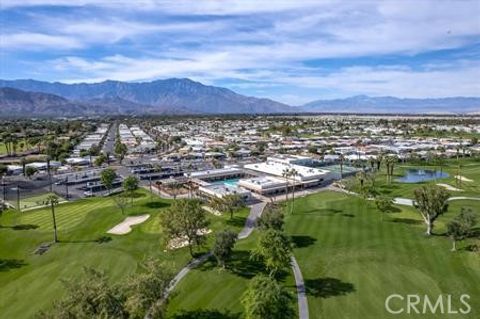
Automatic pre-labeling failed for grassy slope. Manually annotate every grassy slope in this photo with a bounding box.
[0,190,247,319]
[285,191,480,319]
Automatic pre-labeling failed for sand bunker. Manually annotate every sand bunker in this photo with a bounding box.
[437,184,463,192]
[167,228,212,250]
[455,175,473,182]
[107,214,150,235]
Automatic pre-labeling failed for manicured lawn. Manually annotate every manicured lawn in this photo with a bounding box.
[0,190,247,318]
[285,191,480,319]
[166,234,298,319]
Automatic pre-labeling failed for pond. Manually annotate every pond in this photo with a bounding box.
[396,169,449,183]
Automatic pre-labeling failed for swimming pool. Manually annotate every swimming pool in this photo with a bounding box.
[211,178,241,187]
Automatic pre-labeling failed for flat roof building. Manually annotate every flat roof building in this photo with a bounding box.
[198,184,251,201]
[237,176,287,195]
[186,167,244,181]
[244,156,333,187]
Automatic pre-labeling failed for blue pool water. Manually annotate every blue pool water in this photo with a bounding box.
[396,169,449,183]
[211,178,241,187]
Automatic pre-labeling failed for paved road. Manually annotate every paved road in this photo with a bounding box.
[102,122,117,154]
[291,256,309,319]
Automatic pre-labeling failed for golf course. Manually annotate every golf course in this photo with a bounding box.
[1,159,479,318]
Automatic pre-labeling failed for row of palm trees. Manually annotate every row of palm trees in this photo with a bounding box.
[282,167,299,214]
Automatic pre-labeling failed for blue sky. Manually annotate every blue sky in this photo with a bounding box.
[1,0,479,105]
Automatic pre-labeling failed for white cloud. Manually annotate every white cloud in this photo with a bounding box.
[1,33,82,49]
[2,0,479,100]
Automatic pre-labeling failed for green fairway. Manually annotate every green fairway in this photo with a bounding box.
[284,191,480,319]
[0,190,249,318]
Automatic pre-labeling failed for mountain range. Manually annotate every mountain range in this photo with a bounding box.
[0,78,293,116]
[0,78,479,116]
[303,95,480,114]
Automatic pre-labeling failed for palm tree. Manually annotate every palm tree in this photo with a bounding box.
[282,168,290,201]
[356,171,367,192]
[376,153,384,171]
[385,156,396,184]
[45,194,59,243]
[456,143,462,188]
[339,153,345,179]
[289,168,298,214]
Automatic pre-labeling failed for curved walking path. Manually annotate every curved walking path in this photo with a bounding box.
[291,255,309,319]
[394,196,480,207]
[238,201,267,239]
[164,200,310,319]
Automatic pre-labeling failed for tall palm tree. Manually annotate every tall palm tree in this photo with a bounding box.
[282,168,290,201]
[456,145,462,188]
[289,168,298,214]
[376,153,384,171]
[385,156,396,184]
[45,194,59,243]
[339,153,345,179]
[356,171,367,191]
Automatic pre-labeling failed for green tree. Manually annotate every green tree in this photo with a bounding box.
[123,175,139,205]
[123,259,173,319]
[25,166,37,179]
[447,208,477,251]
[88,144,100,166]
[38,268,127,319]
[241,274,293,319]
[212,229,237,268]
[257,204,284,231]
[160,199,209,256]
[115,142,128,164]
[101,168,117,194]
[251,229,292,277]
[375,196,395,221]
[45,194,59,243]
[413,185,450,235]
[113,194,130,215]
[94,153,107,166]
[211,193,245,219]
